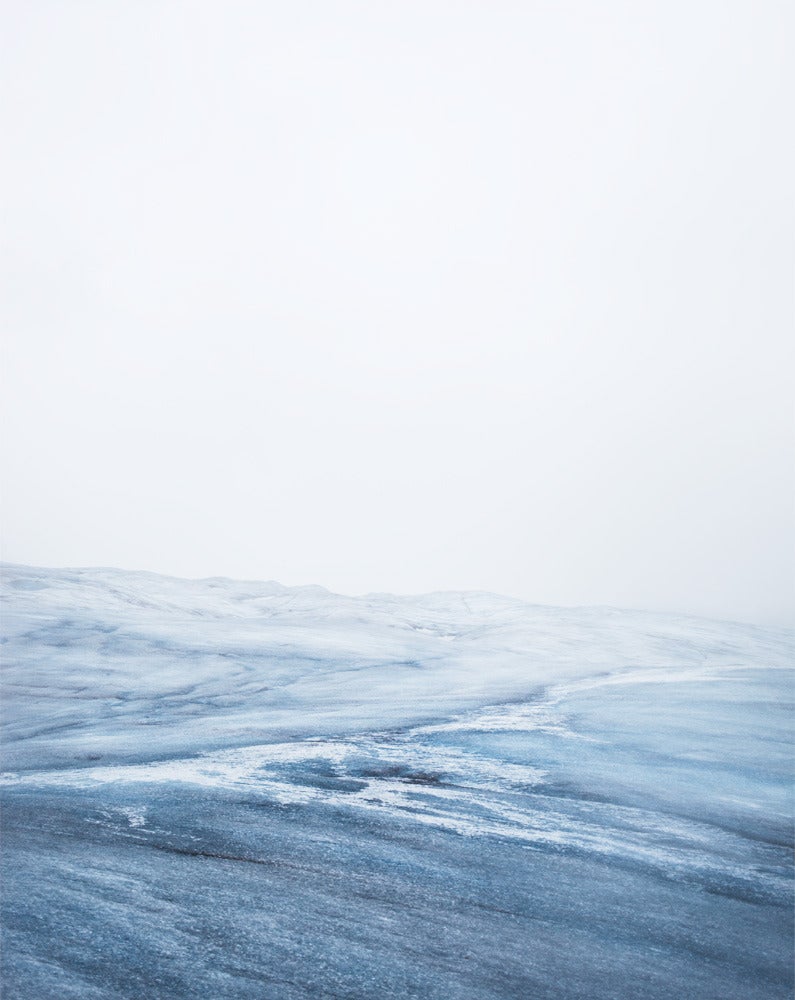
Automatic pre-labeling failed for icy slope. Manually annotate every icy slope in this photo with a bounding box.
[1,564,792,1000]
[1,563,789,770]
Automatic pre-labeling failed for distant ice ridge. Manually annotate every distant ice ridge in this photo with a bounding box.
[1,562,791,772]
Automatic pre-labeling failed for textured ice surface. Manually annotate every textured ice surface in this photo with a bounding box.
[1,564,793,999]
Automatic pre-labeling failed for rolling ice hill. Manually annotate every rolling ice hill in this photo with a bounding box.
[1,564,793,999]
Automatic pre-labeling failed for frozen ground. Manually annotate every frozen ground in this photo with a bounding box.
[1,564,792,999]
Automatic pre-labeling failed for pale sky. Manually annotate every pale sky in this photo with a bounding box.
[2,1,793,625]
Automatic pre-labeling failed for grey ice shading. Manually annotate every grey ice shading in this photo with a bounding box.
[1,565,792,999]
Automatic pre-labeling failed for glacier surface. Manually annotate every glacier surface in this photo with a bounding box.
[0,564,792,999]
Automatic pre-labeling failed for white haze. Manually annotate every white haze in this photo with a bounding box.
[1,1,793,625]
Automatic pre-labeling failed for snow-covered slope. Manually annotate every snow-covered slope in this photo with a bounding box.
[1,564,792,1000]
[2,563,789,770]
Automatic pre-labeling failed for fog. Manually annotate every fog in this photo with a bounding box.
[2,1,792,624]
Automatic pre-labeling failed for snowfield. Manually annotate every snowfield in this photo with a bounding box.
[1,564,792,999]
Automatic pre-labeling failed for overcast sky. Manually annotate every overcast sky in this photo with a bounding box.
[2,1,793,624]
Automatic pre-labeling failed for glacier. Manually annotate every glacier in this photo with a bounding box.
[0,564,792,999]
